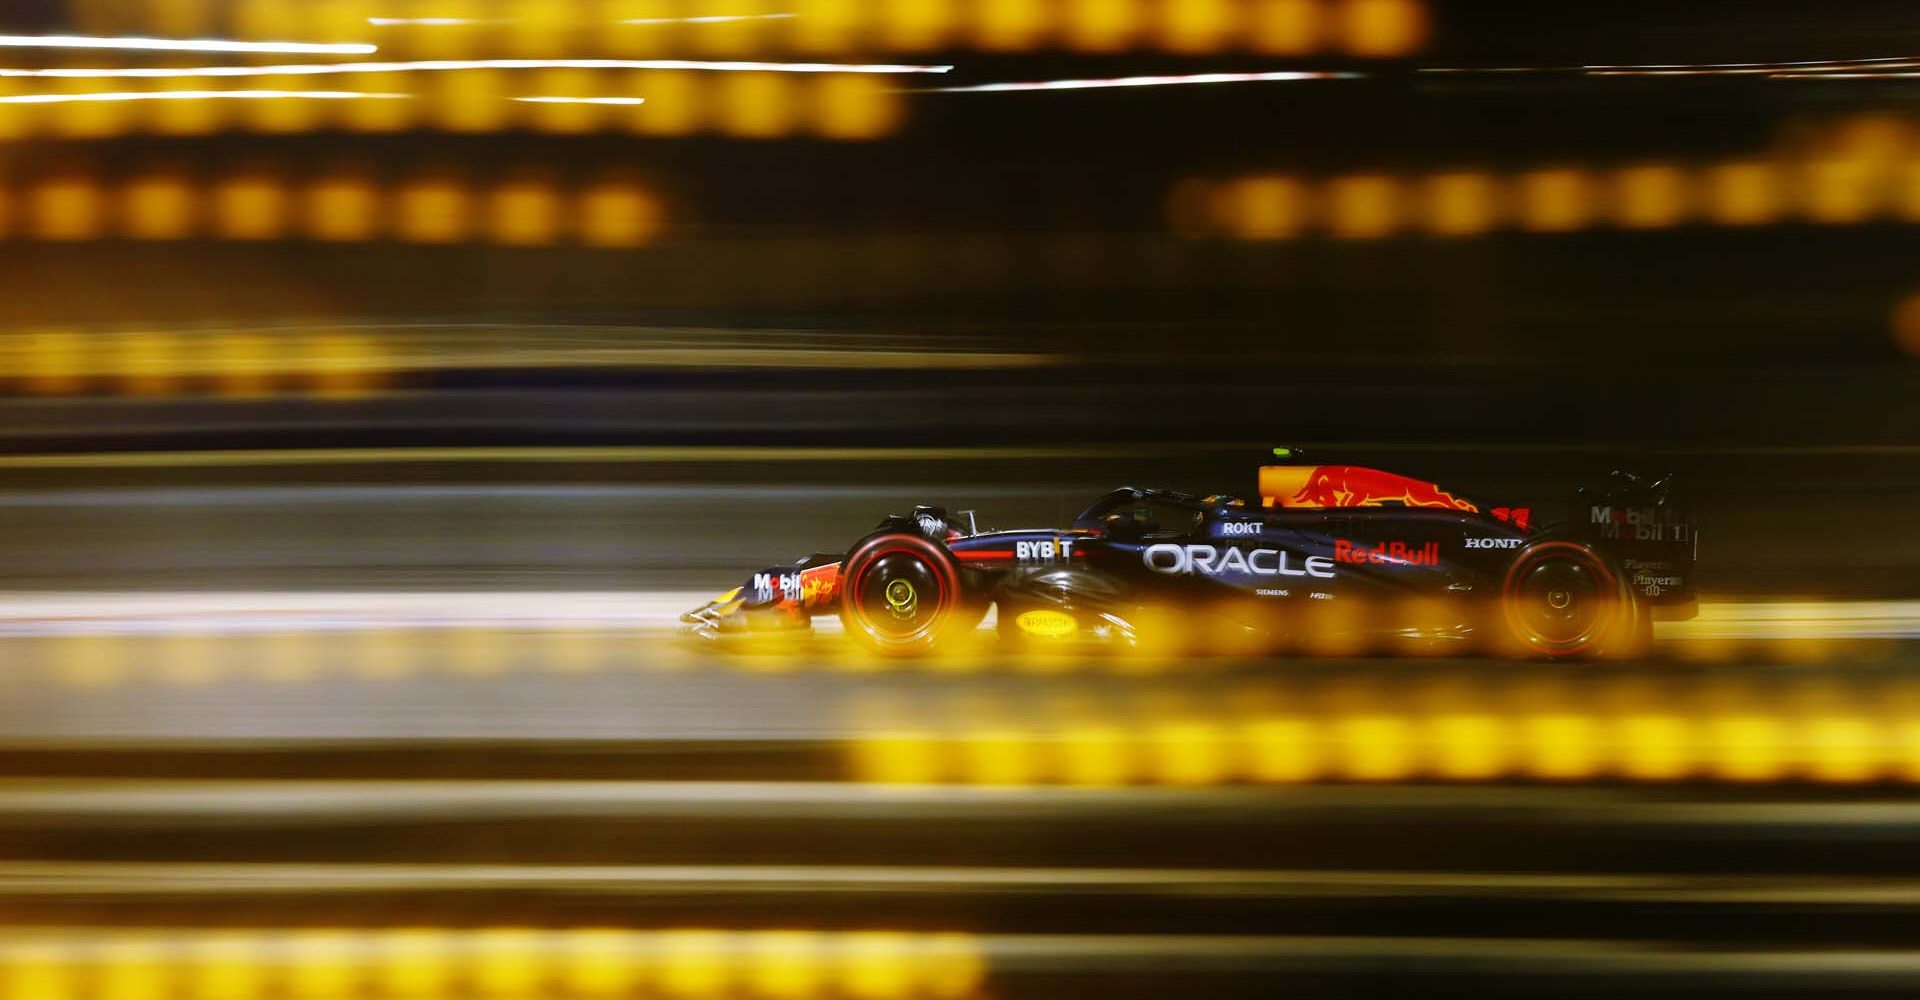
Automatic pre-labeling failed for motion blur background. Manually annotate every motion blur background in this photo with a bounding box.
[3,0,1920,996]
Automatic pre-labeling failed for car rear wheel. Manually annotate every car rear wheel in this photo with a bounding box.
[839,533,966,656]
[1500,541,1638,658]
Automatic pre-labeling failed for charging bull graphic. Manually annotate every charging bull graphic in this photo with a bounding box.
[1277,465,1479,513]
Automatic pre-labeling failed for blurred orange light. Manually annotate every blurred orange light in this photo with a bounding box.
[122,173,197,239]
[213,173,289,240]
[1149,718,1234,784]
[1325,172,1403,238]
[694,0,775,55]
[0,33,372,55]
[791,0,865,52]
[1427,710,1510,781]
[305,0,378,45]
[148,0,216,37]
[603,0,676,56]
[1703,703,1786,782]
[1063,0,1140,52]
[391,0,488,59]
[431,67,511,132]
[572,178,664,244]
[1515,167,1593,232]
[625,69,698,134]
[960,728,1041,784]
[1334,0,1426,58]
[343,72,414,131]
[1702,160,1781,226]
[396,176,473,242]
[1420,170,1499,236]
[30,175,104,241]
[114,331,181,397]
[812,73,903,140]
[304,174,381,241]
[231,0,300,41]
[0,79,31,139]
[1520,709,1601,780]
[718,71,796,137]
[1802,158,1884,224]
[1220,174,1308,239]
[490,179,562,245]
[211,332,276,398]
[972,0,1051,51]
[149,77,226,135]
[1247,0,1323,55]
[308,331,389,399]
[1821,114,1912,165]
[1610,163,1692,229]
[1157,0,1237,54]
[879,0,956,50]
[658,929,736,997]
[50,77,132,138]
[1614,708,1696,781]
[521,67,606,132]
[0,59,954,80]
[21,329,86,395]
[1891,293,1920,356]
[95,937,173,1000]
[1244,714,1321,782]
[244,75,326,133]
[501,0,580,58]
[1335,712,1413,780]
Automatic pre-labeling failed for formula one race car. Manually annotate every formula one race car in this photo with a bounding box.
[682,453,1698,659]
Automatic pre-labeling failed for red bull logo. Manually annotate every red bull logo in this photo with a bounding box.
[799,563,841,609]
[1333,539,1441,567]
[1261,465,1479,513]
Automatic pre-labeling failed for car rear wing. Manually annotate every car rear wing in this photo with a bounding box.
[1572,471,1697,610]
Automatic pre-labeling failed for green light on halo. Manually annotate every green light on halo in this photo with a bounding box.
[1271,447,1292,459]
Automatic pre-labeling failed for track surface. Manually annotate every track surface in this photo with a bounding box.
[1,473,1917,996]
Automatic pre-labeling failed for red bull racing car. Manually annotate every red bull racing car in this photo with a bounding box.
[681,453,1698,659]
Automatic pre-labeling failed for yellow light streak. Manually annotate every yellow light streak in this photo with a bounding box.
[0,33,374,54]
[0,89,405,104]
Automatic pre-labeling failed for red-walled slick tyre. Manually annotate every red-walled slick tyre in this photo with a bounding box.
[1500,540,1640,659]
[839,533,965,656]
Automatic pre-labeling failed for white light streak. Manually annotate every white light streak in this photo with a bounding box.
[513,95,646,104]
[1590,63,1920,77]
[0,58,950,79]
[0,33,375,55]
[1585,55,1920,72]
[1767,71,1920,79]
[1420,56,1920,78]
[922,70,1357,93]
[0,89,407,104]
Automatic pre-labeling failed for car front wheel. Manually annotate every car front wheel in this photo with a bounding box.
[838,533,966,656]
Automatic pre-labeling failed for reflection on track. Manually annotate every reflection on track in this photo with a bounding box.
[2,594,1916,686]
[0,926,988,1000]
[5,641,1920,786]
[4,597,1920,996]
